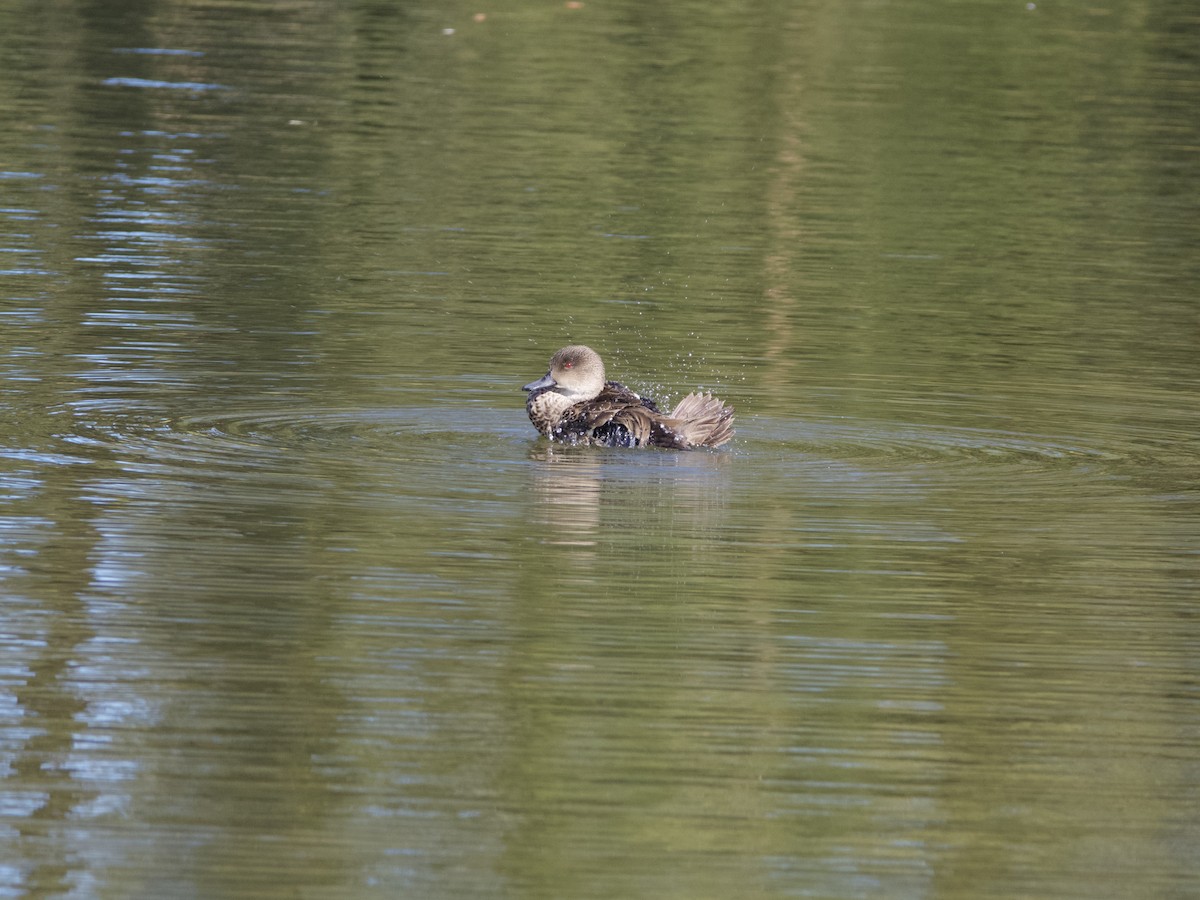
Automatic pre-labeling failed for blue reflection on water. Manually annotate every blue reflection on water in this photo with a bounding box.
[102,78,228,92]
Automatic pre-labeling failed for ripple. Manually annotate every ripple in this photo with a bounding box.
[743,415,1157,502]
[54,405,1160,495]
[171,406,523,447]
[762,418,1123,464]
[63,406,528,473]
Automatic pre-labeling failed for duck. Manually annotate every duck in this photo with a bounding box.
[522,345,734,449]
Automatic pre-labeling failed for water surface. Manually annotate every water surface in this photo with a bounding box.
[1,2,1198,899]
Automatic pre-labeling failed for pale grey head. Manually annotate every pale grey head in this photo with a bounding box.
[521,345,607,401]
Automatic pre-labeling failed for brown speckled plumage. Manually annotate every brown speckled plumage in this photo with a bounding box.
[523,345,734,450]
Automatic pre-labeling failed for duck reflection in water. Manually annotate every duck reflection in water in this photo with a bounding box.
[527,445,604,547]
[523,345,734,449]
[526,444,731,554]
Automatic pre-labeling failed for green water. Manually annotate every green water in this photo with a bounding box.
[1,2,1197,898]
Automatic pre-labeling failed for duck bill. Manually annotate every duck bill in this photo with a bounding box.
[522,372,556,392]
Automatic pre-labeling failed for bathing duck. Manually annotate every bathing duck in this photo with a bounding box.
[523,345,734,449]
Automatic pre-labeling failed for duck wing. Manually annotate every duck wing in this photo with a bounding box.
[599,381,659,411]
[559,382,686,448]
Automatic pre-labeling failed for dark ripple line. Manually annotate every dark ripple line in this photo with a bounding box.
[61,408,1143,491]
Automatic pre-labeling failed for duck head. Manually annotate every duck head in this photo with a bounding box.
[522,345,606,401]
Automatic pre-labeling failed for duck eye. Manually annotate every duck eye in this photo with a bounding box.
[563,361,573,369]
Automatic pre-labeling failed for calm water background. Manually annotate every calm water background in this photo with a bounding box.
[2,1,1198,898]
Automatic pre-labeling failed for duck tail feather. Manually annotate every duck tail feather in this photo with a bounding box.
[669,392,735,449]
